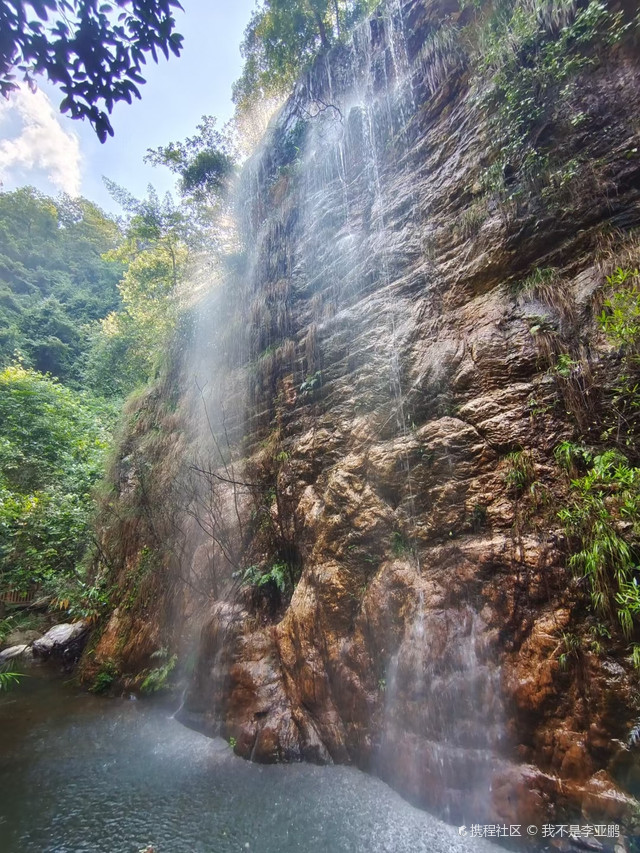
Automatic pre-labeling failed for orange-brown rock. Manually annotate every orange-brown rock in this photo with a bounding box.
[93,0,640,844]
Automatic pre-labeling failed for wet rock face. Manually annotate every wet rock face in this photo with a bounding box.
[181,0,640,835]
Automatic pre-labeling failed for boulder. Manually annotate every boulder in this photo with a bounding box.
[0,644,31,662]
[3,629,41,647]
[32,622,89,665]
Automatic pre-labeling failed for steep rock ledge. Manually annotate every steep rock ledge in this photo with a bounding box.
[92,0,640,838]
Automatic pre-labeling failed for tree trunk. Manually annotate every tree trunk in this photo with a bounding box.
[312,9,331,49]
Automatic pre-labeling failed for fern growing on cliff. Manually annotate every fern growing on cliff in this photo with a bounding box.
[555,266,640,644]
[558,447,640,636]
[240,560,298,597]
[140,650,177,694]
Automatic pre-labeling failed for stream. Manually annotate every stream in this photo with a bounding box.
[0,664,500,853]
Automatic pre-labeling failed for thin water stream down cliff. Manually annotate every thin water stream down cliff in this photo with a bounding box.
[81,0,640,843]
[0,665,501,853]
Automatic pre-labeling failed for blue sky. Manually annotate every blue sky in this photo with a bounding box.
[0,0,256,214]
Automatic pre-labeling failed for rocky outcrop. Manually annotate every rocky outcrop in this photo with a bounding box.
[94,0,640,841]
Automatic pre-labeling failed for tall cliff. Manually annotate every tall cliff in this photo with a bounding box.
[87,0,640,838]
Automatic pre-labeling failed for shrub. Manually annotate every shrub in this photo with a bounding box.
[90,660,119,694]
[558,448,640,634]
[241,561,290,594]
[0,366,116,597]
[140,650,177,694]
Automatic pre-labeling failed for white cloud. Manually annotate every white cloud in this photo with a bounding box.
[0,86,82,196]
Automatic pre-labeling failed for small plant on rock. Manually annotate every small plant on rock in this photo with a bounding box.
[504,449,535,494]
[140,649,177,694]
[558,448,640,635]
[90,659,119,694]
[300,371,322,396]
[469,503,488,532]
[558,632,581,670]
[391,530,411,557]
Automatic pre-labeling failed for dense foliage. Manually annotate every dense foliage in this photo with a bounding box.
[0,365,116,596]
[0,188,123,387]
[0,0,184,141]
[233,0,377,110]
[475,0,630,189]
[0,182,187,611]
[85,183,190,397]
[555,266,640,641]
[145,115,236,205]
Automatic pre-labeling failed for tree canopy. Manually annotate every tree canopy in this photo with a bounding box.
[144,115,236,204]
[0,187,124,386]
[0,365,116,595]
[0,0,184,141]
[85,182,189,397]
[233,0,377,110]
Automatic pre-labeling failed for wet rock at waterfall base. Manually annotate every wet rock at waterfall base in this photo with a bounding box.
[0,644,32,662]
[33,622,89,666]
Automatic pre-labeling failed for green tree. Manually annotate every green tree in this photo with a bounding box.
[0,365,116,595]
[84,310,153,398]
[85,183,188,396]
[143,116,238,268]
[233,0,377,110]
[144,115,236,205]
[0,187,123,387]
[0,0,184,142]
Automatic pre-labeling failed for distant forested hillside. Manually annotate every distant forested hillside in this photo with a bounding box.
[0,188,126,609]
[0,188,123,388]
[0,181,191,613]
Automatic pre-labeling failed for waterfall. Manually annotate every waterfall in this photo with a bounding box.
[177,0,507,825]
[379,602,504,824]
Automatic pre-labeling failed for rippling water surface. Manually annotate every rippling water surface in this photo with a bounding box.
[0,665,500,853]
